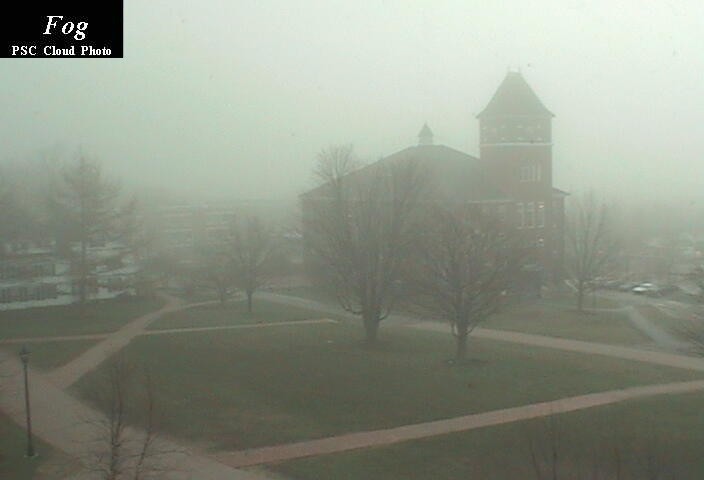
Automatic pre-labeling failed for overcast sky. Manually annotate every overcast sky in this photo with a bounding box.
[1,0,702,205]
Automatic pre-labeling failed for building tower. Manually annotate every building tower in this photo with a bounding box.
[477,71,565,279]
[418,123,434,145]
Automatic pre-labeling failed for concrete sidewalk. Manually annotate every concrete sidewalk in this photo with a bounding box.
[261,291,704,372]
[0,347,276,479]
[47,294,186,389]
[5,290,704,477]
[141,318,338,337]
[216,379,704,468]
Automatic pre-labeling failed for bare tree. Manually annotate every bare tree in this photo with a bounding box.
[230,216,274,313]
[198,249,234,305]
[526,415,668,480]
[84,360,173,480]
[409,205,521,362]
[0,175,23,255]
[116,196,149,263]
[677,266,704,354]
[566,192,615,311]
[303,145,426,344]
[49,156,130,304]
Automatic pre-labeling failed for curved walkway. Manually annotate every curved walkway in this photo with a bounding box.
[44,297,337,390]
[0,351,277,480]
[0,332,109,345]
[413,323,704,372]
[263,292,704,372]
[0,294,281,479]
[185,292,704,467]
[141,318,338,337]
[4,291,704,476]
[47,293,187,389]
[216,379,704,468]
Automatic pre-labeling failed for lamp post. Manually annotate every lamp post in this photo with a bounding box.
[18,345,36,458]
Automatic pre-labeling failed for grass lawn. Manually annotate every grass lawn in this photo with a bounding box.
[541,290,622,309]
[271,286,644,345]
[0,297,164,339]
[73,321,701,452]
[170,288,223,303]
[267,286,338,306]
[0,412,75,479]
[274,390,704,480]
[23,339,98,370]
[274,286,623,310]
[485,303,648,345]
[148,299,340,330]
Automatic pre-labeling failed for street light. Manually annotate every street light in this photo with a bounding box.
[18,345,36,458]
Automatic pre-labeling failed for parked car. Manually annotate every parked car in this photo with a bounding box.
[632,283,659,295]
[618,282,638,292]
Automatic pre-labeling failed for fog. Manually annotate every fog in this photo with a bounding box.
[5,3,704,477]
[1,0,703,205]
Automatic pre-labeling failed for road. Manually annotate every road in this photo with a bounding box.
[597,290,697,352]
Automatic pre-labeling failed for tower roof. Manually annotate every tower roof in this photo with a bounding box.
[418,123,434,145]
[477,71,554,118]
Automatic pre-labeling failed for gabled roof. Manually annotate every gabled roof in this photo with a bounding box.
[477,72,554,118]
[302,144,509,203]
[381,145,509,202]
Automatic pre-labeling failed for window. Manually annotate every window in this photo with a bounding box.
[519,163,542,182]
[519,166,529,181]
[536,201,545,227]
[497,205,507,222]
[525,202,535,228]
[516,203,524,228]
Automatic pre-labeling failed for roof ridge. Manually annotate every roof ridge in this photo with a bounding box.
[477,72,554,118]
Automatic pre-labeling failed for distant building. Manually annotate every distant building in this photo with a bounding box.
[146,204,238,257]
[0,241,62,306]
[301,71,567,282]
[0,239,141,310]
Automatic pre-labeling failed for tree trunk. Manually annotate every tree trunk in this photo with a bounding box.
[455,325,469,362]
[218,287,226,305]
[79,240,87,304]
[576,280,584,312]
[246,291,253,313]
[363,314,379,345]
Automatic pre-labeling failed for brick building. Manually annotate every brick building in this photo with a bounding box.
[302,71,567,281]
[477,71,567,279]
